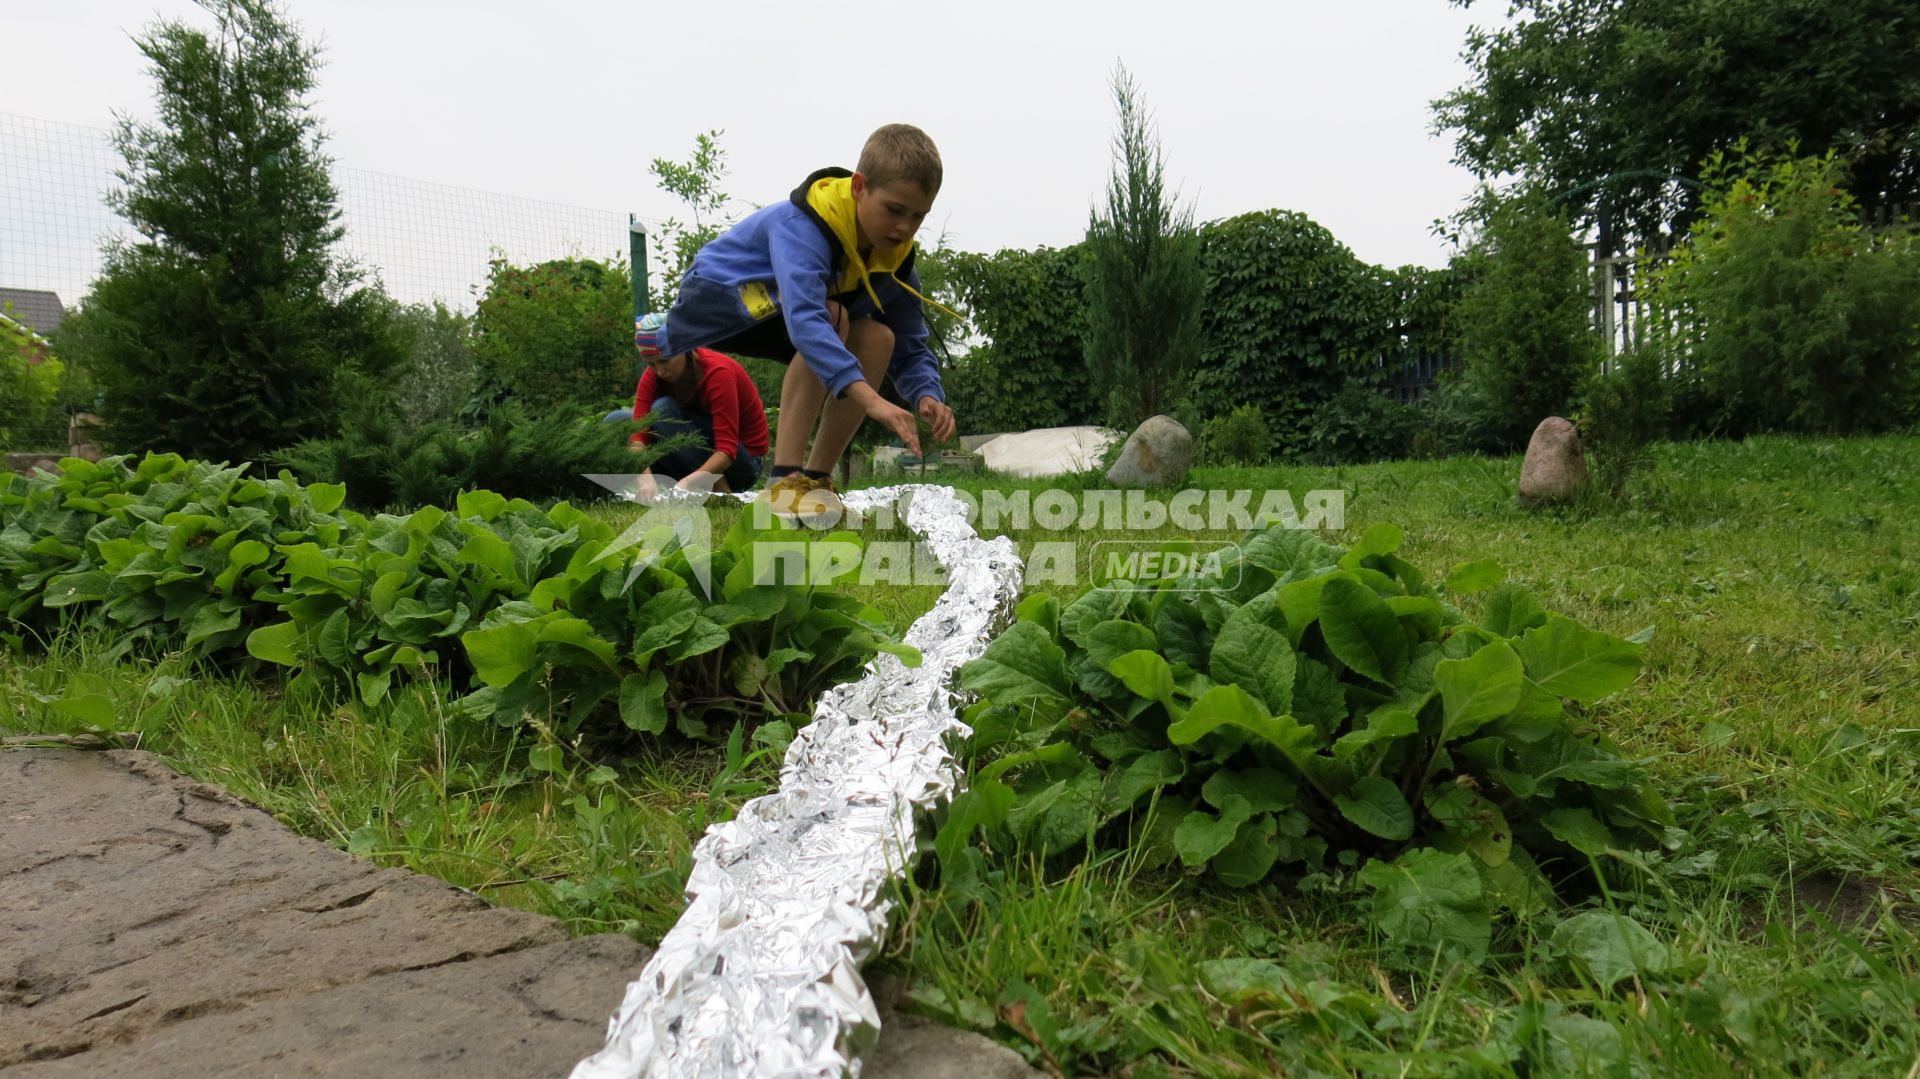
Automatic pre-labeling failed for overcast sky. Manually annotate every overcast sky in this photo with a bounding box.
[6,0,1498,282]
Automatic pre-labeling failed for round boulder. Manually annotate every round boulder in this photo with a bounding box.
[1105,415,1194,488]
[1517,416,1590,506]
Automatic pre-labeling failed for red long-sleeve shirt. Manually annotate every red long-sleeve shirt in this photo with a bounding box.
[630,348,771,460]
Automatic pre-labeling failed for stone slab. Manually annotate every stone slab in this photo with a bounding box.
[0,749,1038,1078]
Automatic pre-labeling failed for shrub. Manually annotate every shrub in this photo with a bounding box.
[387,301,474,428]
[1305,381,1420,465]
[942,246,1095,435]
[1,309,64,449]
[469,257,636,418]
[1198,404,1273,466]
[1643,143,1920,435]
[1192,211,1394,457]
[276,371,675,511]
[1453,185,1600,450]
[1410,373,1507,458]
[1578,349,1672,500]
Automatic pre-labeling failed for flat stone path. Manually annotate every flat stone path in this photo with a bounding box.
[0,748,1037,1078]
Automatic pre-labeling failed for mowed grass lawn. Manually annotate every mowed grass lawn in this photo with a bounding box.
[6,433,1919,1076]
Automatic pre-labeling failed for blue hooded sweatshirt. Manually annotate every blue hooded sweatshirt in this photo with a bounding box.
[653,167,946,405]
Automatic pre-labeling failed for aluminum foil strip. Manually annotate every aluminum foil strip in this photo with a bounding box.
[573,484,1024,1079]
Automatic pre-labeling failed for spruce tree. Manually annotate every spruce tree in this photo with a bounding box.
[79,0,400,464]
[1082,65,1206,430]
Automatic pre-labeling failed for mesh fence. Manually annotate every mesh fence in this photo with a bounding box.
[0,111,636,313]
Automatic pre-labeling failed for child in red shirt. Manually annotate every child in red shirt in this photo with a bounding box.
[617,346,770,498]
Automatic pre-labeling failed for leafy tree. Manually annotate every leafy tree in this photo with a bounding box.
[1437,0,1920,249]
[648,130,744,310]
[74,0,402,465]
[1082,65,1206,429]
[1453,185,1598,449]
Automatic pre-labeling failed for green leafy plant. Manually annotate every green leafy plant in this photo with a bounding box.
[1,453,354,662]
[1,453,915,745]
[1198,404,1273,466]
[947,517,1669,954]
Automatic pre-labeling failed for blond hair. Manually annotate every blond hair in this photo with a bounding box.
[857,124,943,195]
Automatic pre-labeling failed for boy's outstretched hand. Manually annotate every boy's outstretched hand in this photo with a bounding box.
[918,397,956,444]
[864,394,922,457]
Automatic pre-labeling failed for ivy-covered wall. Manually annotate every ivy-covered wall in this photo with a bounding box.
[941,211,1460,450]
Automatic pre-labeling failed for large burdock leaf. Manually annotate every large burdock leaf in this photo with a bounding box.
[1482,584,1548,638]
[1210,813,1281,886]
[1174,794,1252,867]
[1356,847,1491,967]
[1513,615,1643,702]
[1318,576,1408,683]
[1334,775,1415,841]
[1084,619,1158,669]
[1166,684,1315,758]
[1435,640,1526,740]
[246,621,303,666]
[958,621,1073,707]
[463,619,539,687]
[1209,591,1296,715]
[1551,911,1672,991]
[619,671,669,734]
[1109,650,1175,702]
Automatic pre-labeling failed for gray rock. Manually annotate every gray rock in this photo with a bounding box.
[1104,415,1193,488]
[1517,416,1590,506]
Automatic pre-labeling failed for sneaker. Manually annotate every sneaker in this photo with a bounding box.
[756,473,857,527]
[755,472,811,517]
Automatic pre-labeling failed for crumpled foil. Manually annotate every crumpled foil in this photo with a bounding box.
[572,484,1024,1079]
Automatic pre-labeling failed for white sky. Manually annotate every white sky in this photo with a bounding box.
[5,0,1497,276]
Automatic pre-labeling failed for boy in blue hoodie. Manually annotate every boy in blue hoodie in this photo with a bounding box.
[634,123,957,518]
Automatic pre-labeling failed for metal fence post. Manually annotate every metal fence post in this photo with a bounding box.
[629,215,649,319]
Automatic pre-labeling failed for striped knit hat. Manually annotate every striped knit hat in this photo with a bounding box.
[633,312,668,358]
